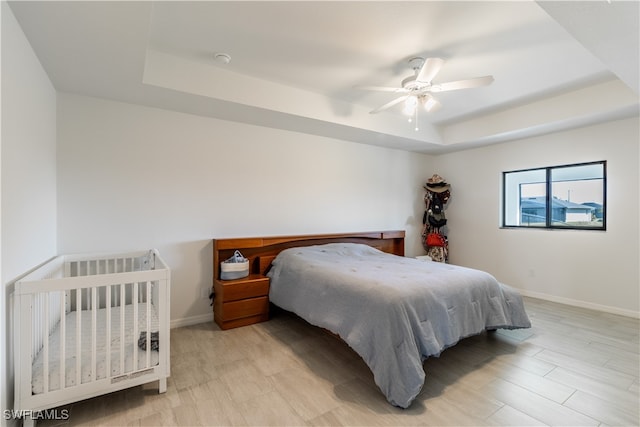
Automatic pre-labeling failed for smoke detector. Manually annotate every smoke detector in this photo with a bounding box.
[214,53,231,65]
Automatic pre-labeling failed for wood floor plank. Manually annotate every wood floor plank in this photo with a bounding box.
[571,328,640,353]
[563,390,640,426]
[494,351,556,376]
[479,378,599,426]
[487,358,576,403]
[544,366,640,409]
[171,403,202,426]
[195,396,246,427]
[603,355,640,377]
[270,366,342,421]
[484,404,548,426]
[234,390,307,426]
[527,334,612,366]
[218,359,275,404]
[535,349,638,389]
[435,381,505,420]
[308,403,398,427]
[415,395,490,426]
[138,407,177,426]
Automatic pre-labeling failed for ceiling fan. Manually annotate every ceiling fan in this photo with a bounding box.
[356,57,494,118]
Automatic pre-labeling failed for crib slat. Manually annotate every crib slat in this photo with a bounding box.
[64,258,71,278]
[120,284,125,374]
[17,295,33,408]
[60,292,66,389]
[91,287,97,384]
[75,289,81,386]
[43,293,49,393]
[33,295,40,377]
[146,282,151,368]
[106,285,111,380]
[86,278,90,307]
[133,282,139,371]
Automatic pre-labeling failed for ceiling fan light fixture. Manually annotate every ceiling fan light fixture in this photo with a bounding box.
[403,96,418,115]
[423,95,437,112]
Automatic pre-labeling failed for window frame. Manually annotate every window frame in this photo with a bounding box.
[502,161,607,231]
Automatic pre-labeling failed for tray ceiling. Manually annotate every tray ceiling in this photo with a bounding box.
[8,1,639,153]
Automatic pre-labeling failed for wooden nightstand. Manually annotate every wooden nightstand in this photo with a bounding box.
[213,274,269,330]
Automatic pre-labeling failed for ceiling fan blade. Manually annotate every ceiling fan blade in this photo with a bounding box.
[354,85,409,93]
[416,57,445,83]
[370,95,409,114]
[432,75,494,92]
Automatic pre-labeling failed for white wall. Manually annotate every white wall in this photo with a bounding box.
[55,93,640,322]
[57,93,433,326]
[1,1,58,422]
[435,117,639,317]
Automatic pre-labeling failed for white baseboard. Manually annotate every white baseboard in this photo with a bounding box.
[170,312,213,329]
[167,291,640,328]
[519,289,640,319]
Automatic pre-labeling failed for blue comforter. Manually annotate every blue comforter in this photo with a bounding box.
[267,243,531,408]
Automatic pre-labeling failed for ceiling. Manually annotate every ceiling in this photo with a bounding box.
[8,1,640,154]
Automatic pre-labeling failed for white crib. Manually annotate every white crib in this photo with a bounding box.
[13,250,170,427]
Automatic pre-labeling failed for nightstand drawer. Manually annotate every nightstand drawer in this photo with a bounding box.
[220,276,269,302]
[212,260,271,329]
[222,296,269,321]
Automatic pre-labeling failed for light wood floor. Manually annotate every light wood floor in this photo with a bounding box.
[39,297,639,426]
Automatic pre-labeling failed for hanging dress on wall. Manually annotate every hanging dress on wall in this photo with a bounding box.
[422,174,451,263]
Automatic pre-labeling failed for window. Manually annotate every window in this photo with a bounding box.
[503,161,606,230]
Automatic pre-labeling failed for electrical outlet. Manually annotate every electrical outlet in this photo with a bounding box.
[200,286,210,299]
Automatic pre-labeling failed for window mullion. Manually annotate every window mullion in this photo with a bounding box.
[546,167,552,227]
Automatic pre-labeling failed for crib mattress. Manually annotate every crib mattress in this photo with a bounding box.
[32,303,160,394]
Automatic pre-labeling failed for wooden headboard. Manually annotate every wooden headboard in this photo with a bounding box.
[212,230,405,280]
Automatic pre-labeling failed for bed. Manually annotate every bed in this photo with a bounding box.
[13,250,170,427]
[212,231,530,408]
